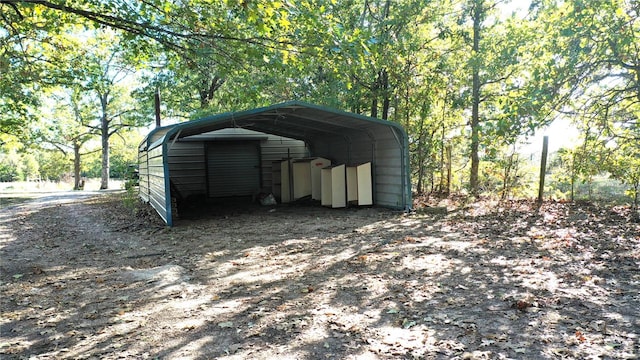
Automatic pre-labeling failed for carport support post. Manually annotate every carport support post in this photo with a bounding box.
[537,136,549,204]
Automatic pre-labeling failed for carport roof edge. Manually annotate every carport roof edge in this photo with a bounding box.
[139,100,408,151]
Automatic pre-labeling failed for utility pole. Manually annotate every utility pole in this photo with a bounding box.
[155,88,161,128]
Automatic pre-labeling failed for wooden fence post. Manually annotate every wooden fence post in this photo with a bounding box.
[537,136,549,203]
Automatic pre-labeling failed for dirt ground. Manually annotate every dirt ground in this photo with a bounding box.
[1,191,638,359]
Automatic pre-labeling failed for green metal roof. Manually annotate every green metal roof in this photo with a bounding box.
[141,101,408,150]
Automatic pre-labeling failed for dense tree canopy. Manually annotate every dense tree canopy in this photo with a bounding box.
[0,0,637,206]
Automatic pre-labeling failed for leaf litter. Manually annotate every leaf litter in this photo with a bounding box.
[0,194,638,359]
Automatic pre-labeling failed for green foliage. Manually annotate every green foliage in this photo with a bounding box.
[81,151,101,179]
[0,2,80,137]
[109,155,132,179]
[476,149,537,199]
[548,174,631,204]
[607,141,640,209]
[21,153,39,180]
[548,137,638,206]
[109,131,142,179]
[0,0,636,205]
[547,148,578,200]
[0,150,38,181]
[122,185,140,213]
[36,151,71,181]
[0,153,22,182]
[535,0,639,205]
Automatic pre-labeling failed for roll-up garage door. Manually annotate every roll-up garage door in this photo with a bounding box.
[206,141,261,197]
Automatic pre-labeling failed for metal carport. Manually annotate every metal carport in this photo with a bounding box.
[138,101,411,226]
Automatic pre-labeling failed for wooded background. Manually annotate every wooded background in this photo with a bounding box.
[1,0,638,209]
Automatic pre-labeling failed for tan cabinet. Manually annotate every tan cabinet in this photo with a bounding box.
[310,158,331,200]
[280,159,291,203]
[321,167,332,207]
[291,157,331,200]
[356,162,373,205]
[321,164,346,208]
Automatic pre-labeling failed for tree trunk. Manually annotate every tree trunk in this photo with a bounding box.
[73,142,81,190]
[371,95,378,118]
[537,136,549,203]
[446,145,452,195]
[570,153,576,202]
[469,0,483,196]
[381,69,390,120]
[100,92,110,190]
[416,155,424,194]
[439,100,446,192]
[501,153,515,200]
[199,75,224,109]
[632,181,638,213]
[415,113,428,194]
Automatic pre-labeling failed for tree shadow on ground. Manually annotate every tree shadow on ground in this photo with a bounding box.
[1,195,638,359]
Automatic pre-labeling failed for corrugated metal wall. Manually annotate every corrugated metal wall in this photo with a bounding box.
[167,141,206,200]
[162,129,307,203]
[148,145,169,223]
[138,151,150,202]
[372,130,406,209]
[260,136,308,190]
[311,126,406,209]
